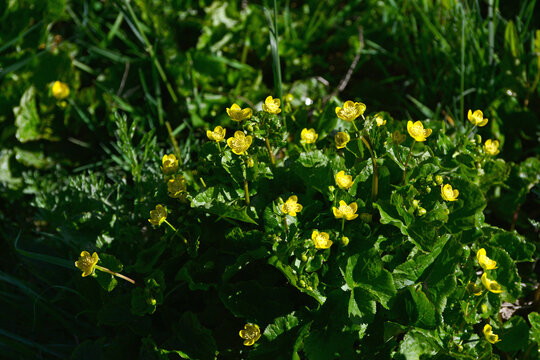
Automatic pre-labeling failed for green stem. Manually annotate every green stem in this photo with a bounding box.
[402,140,416,185]
[95,265,136,285]
[265,137,276,166]
[460,4,465,124]
[352,119,360,133]
[341,218,345,233]
[165,121,181,163]
[282,215,289,233]
[163,219,177,232]
[244,179,250,205]
[243,158,250,205]
[360,135,378,204]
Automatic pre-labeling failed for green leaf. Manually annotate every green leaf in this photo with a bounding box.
[263,313,300,341]
[485,246,521,302]
[315,101,338,140]
[131,271,165,316]
[191,186,258,224]
[14,87,47,143]
[489,230,535,262]
[529,312,540,347]
[94,254,123,292]
[348,288,376,324]
[398,328,441,360]
[303,327,356,360]
[393,235,450,289]
[174,312,217,360]
[407,286,437,329]
[344,249,396,309]
[497,316,529,352]
[504,20,521,58]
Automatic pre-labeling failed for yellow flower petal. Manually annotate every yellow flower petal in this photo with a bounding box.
[481,273,504,294]
[227,104,253,121]
[407,120,432,142]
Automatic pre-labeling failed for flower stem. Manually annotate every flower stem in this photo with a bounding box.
[243,158,250,205]
[165,121,181,164]
[244,179,250,205]
[265,137,276,166]
[217,142,222,153]
[282,215,289,233]
[341,218,345,233]
[402,140,416,185]
[95,265,136,285]
[164,219,177,232]
[352,119,360,133]
[360,135,378,204]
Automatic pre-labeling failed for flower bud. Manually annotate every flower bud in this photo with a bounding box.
[147,298,157,306]
[481,303,488,314]
[425,186,431,194]
[426,174,433,183]
[435,175,443,185]
[475,134,482,144]
[412,200,419,208]
[299,280,306,288]
[246,124,254,132]
[247,157,255,168]
[418,207,427,216]
[341,236,350,246]
[301,254,308,262]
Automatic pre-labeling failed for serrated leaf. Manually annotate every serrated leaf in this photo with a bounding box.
[344,249,396,309]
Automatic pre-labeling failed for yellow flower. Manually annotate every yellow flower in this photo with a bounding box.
[226,104,253,122]
[332,200,359,220]
[262,96,281,114]
[407,120,432,142]
[481,273,504,294]
[207,126,226,142]
[335,131,351,149]
[161,154,179,175]
[335,171,353,190]
[466,281,483,296]
[374,114,386,126]
[281,195,303,216]
[167,174,187,199]
[468,109,488,127]
[227,131,253,155]
[477,248,497,270]
[441,184,459,201]
[239,323,261,346]
[300,128,318,144]
[484,139,500,156]
[312,230,333,249]
[52,81,70,100]
[75,251,99,277]
[148,204,167,226]
[483,324,502,344]
[335,101,366,122]
[392,131,406,145]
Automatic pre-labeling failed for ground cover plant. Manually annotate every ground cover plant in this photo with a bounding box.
[1,0,540,359]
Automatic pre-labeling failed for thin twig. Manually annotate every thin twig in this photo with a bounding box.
[117,61,130,96]
[323,26,364,106]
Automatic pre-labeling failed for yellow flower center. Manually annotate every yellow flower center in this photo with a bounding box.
[335,171,353,189]
[227,131,252,155]
[301,128,318,144]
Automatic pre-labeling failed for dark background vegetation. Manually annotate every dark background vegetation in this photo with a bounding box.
[0,0,539,358]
